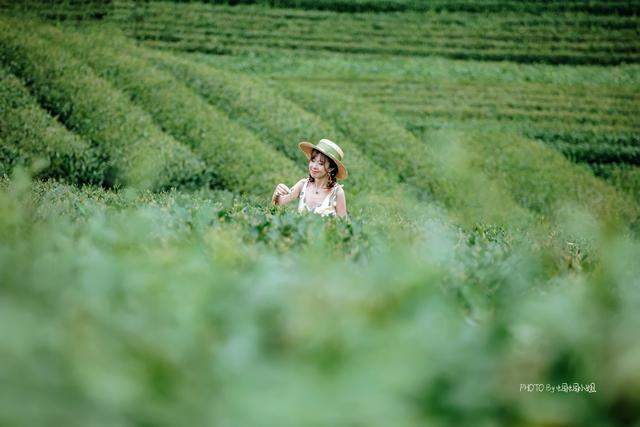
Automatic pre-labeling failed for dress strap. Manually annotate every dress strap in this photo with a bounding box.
[298,180,308,213]
[329,184,340,205]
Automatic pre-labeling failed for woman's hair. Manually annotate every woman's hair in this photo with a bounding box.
[308,149,337,188]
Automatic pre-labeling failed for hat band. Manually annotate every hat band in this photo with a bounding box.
[316,141,342,162]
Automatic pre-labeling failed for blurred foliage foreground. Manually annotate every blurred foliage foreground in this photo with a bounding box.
[0,7,639,426]
[1,172,639,427]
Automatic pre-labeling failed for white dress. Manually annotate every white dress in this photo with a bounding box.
[297,180,341,217]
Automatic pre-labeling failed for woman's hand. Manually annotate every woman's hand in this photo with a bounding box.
[272,183,291,205]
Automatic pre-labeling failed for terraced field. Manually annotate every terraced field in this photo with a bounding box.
[2,0,639,201]
[1,0,638,200]
[1,2,640,425]
[274,74,640,166]
[99,1,640,179]
[6,1,638,65]
[105,1,640,65]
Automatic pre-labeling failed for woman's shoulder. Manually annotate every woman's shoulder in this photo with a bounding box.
[293,178,308,193]
[332,183,345,197]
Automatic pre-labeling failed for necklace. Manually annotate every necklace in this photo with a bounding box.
[314,180,329,194]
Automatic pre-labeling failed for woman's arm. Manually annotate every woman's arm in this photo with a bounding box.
[335,186,347,218]
[272,179,304,206]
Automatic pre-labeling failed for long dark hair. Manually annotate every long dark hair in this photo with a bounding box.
[307,149,337,189]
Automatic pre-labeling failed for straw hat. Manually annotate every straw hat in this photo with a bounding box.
[298,139,348,180]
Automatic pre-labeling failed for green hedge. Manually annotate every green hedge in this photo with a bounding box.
[0,17,209,191]
[38,24,300,196]
[0,67,107,185]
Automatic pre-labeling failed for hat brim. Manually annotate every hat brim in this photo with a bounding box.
[299,141,348,180]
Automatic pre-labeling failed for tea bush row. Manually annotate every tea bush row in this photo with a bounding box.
[529,131,640,168]
[0,0,113,21]
[110,1,640,64]
[111,7,636,27]
[273,83,542,228]
[116,0,640,15]
[115,18,637,46]
[463,130,639,227]
[200,50,640,93]
[121,28,640,65]
[16,178,372,260]
[1,174,639,426]
[333,86,639,182]
[389,105,636,130]
[590,163,640,205]
[39,24,300,196]
[143,49,396,199]
[0,67,107,185]
[283,84,639,228]
[554,142,640,165]
[0,18,210,191]
[112,2,640,31]
[349,81,638,170]
[405,117,640,170]
[403,117,640,220]
[279,77,638,140]
[145,50,429,219]
[529,130,640,148]
[131,24,638,54]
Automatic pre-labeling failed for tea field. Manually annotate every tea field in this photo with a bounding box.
[1,1,640,426]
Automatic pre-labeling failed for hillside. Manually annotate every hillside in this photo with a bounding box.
[1,1,639,425]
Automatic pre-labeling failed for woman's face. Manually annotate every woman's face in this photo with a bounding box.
[309,152,330,178]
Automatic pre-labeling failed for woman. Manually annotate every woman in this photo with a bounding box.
[272,139,348,219]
